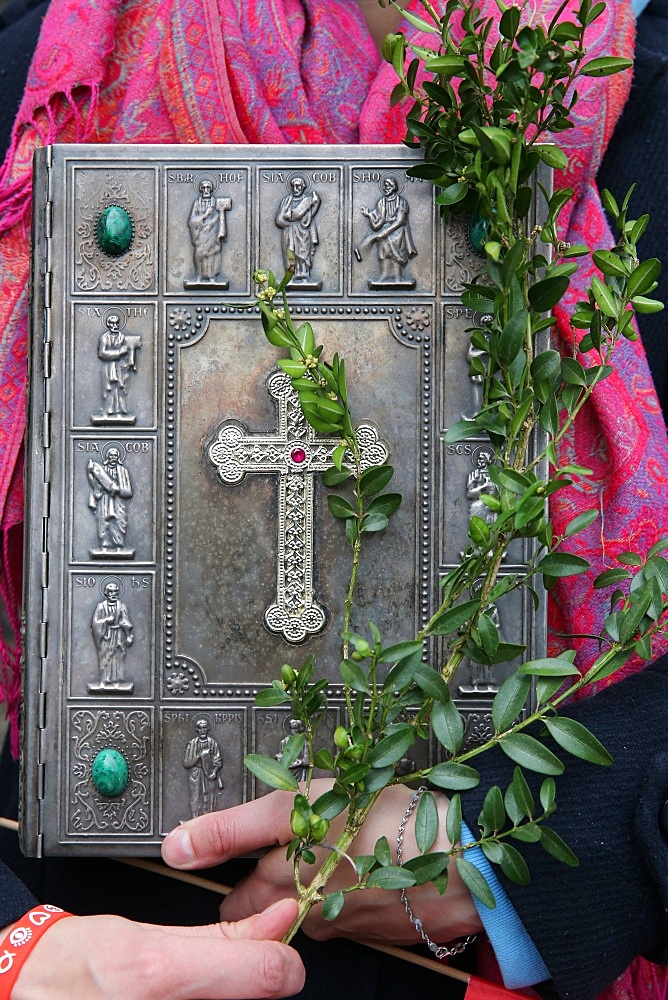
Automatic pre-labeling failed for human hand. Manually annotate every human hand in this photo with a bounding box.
[9,899,304,1000]
[162,782,482,946]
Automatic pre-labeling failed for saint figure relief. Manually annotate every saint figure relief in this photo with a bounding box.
[358,175,417,289]
[184,717,224,818]
[275,175,322,289]
[88,580,134,694]
[87,445,134,558]
[466,447,498,526]
[275,719,310,782]
[92,312,141,425]
[185,177,232,289]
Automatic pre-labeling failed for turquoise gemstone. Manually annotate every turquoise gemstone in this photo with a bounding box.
[468,213,491,257]
[91,748,129,797]
[96,205,134,257]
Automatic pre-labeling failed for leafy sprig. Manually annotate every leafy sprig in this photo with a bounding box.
[241,0,668,942]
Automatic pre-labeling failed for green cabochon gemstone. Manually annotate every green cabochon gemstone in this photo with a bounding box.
[96,205,134,257]
[468,213,491,258]
[91,748,129,797]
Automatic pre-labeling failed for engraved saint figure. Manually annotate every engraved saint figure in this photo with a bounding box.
[466,447,498,526]
[187,178,232,285]
[275,718,310,782]
[87,446,134,557]
[275,176,321,285]
[94,313,141,424]
[184,717,224,818]
[89,581,134,693]
[359,175,417,288]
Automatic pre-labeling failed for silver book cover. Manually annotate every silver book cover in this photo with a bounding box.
[22,144,549,856]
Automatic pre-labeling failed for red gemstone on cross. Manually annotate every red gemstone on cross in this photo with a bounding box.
[290,447,307,464]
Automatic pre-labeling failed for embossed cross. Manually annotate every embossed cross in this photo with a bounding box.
[208,370,388,643]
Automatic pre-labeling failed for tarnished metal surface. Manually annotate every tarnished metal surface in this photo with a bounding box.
[22,145,548,855]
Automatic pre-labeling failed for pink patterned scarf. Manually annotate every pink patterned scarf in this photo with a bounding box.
[0,3,666,992]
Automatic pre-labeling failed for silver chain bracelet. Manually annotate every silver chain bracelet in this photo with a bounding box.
[396,786,478,960]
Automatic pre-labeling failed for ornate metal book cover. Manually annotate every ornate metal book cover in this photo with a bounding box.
[22,145,548,856]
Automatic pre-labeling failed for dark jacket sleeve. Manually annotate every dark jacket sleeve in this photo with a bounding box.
[0,858,37,928]
[460,654,668,1000]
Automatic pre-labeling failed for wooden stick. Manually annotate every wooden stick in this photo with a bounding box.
[0,819,471,984]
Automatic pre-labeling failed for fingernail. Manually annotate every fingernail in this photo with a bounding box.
[264,899,287,914]
[163,826,194,867]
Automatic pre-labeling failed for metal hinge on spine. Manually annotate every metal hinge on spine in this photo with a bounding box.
[36,147,54,859]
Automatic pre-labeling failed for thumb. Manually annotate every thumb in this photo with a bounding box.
[220,899,299,943]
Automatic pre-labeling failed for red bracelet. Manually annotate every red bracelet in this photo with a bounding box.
[0,906,72,999]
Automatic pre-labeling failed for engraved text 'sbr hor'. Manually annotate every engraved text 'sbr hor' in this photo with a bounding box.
[23,145,548,856]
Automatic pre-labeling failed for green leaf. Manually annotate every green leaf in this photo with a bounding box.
[414,664,451,704]
[363,765,395,793]
[255,685,290,707]
[327,495,356,519]
[544,717,613,766]
[339,762,370,786]
[280,732,305,769]
[531,349,561,381]
[592,249,628,278]
[374,835,393,867]
[498,843,531,886]
[482,785,505,832]
[492,673,531,732]
[361,512,389,533]
[383,650,421,692]
[435,182,469,207]
[402,852,450,885]
[512,766,535,818]
[354,854,376,879]
[564,509,599,537]
[456,857,496,909]
[499,309,528,365]
[322,891,345,921]
[561,357,587,386]
[511,822,542,843]
[536,552,589,577]
[332,444,347,471]
[593,567,632,589]
[314,748,334,771]
[277,359,308,378]
[499,733,565,775]
[590,275,619,318]
[430,599,481,635]
[359,465,394,497]
[415,790,439,854]
[539,826,579,866]
[378,640,423,664]
[425,55,467,75]
[581,56,633,76]
[518,657,580,677]
[429,762,480,791]
[244,754,299,791]
[631,295,664,315]
[534,144,569,169]
[399,5,439,33]
[446,793,462,846]
[295,322,315,355]
[432,698,465,754]
[444,419,483,443]
[366,866,417,890]
[619,590,652,644]
[367,493,402,518]
[367,728,416,768]
[339,658,370,694]
[322,467,352,487]
[528,275,569,312]
[540,778,556,814]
